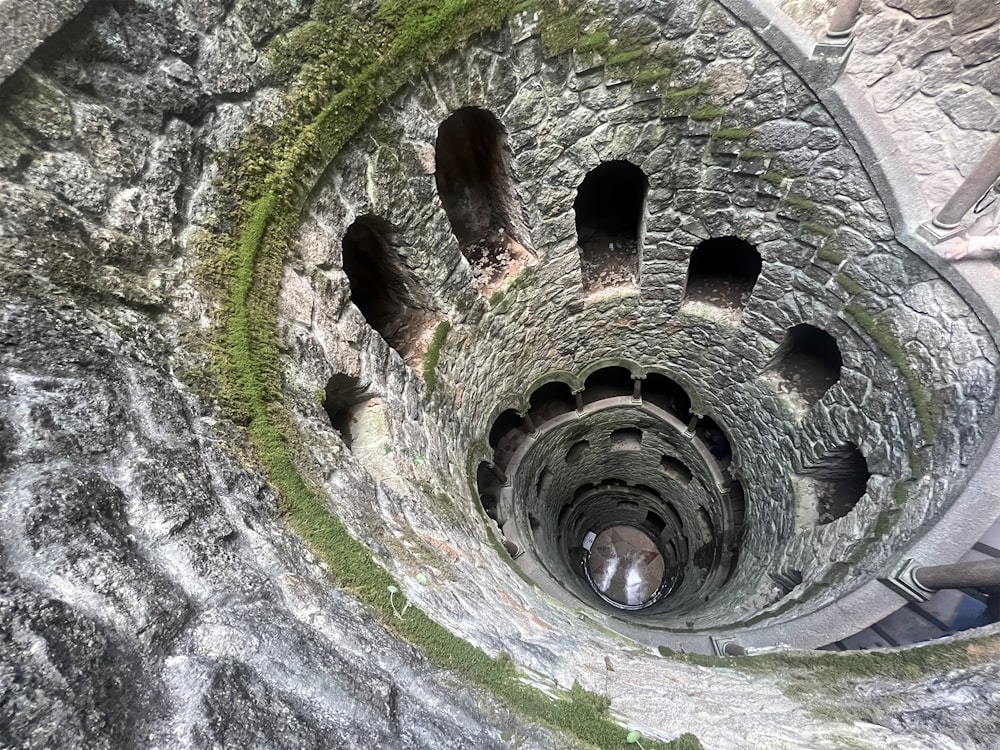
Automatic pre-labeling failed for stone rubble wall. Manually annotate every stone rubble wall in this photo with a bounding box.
[2,0,1000,748]
[779,0,1000,212]
[284,0,999,637]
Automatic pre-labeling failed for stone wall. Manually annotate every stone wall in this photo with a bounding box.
[283,0,999,636]
[779,0,1000,211]
[4,0,1000,747]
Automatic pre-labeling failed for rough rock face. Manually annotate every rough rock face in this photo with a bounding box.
[2,0,1000,748]
[780,0,1000,208]
[0,293,572,749]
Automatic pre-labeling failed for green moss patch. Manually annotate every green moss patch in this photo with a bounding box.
[423,320,452,392]
[689,104,725,121]
[846,302,937,444]
[761,170,786,186]
[816,246,844,265]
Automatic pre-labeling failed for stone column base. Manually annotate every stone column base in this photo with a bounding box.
[915,221,964,246]
[880,558,934,603]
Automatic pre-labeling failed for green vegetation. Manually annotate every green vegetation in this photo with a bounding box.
[423,320,452,392]
[662,86,701,102]
[803,221,834,238]
[607,48,645,66]
[738,148,770,160]
[575,28,610,54]
[782,193,816,212]
[846,302,937,444]
[689,104,726,120]
[761,170,786,186]
[633,66,672,87]
[816,246,844,265]
[835,273,863,296]
[199,1,701,747]
[713,127,754,140]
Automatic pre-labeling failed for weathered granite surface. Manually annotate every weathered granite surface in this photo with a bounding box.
[779,0,1000,212]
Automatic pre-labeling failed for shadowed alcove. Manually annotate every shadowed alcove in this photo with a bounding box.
[683,236,762,315]
[763,324,843,406]
[574,160,648,293]
[342,215,432,361]
[434,106,531,294]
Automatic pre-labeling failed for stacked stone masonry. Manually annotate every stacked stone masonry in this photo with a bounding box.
[4,0,1000,748]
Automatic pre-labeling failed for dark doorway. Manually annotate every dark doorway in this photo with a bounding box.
[574,160,648,292]
[683,236,761,314]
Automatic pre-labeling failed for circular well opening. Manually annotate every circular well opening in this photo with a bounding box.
[584,525,666,609]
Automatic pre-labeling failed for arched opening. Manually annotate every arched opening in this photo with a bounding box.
[477,461,503,523]
[489,409,528,470]
[342,216,434,362]
[435,107,531,294]
[697,416,732,464]
[582,366,634,404]
[642,373,693,422]
[610,427,642,451]
[567,440,590,464]
[799,445,870,525]
[683,236,762,314]
[659,455,693,485]
[527,380,576,427]
[764,324,843,406]
[574,160,648,292]
[322,374,371,449]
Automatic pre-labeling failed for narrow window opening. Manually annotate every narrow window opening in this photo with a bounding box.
[660,455,693,484]
[342,216,432,362]
[683,236,761,317]
[489,409,528,471]
[435,107,531,295]
[610,427,642,451]
[646,511,666,535]
[574,160,648,293]
[536,467,553,499]
[764,324,843,406]
[642,373,693,422]
[800,444,870,525]
[582,366,634,404]
[528,381,576,427]
[476,461,503,523]
[729,480,746,535]
[698,417,732,464]
[567,439,590,465]
[322,374,371,449]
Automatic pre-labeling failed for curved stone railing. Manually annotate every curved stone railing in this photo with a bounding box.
[687,0,1000,652]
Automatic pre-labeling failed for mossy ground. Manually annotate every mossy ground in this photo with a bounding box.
[199,1,699,747]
